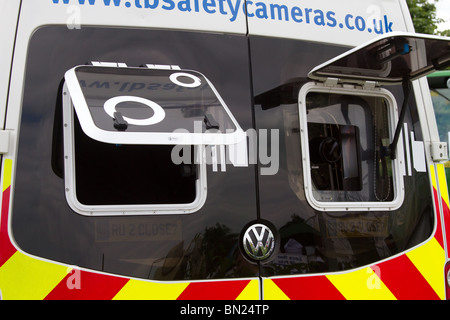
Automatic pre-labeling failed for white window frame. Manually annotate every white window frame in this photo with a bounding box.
[62,82,208,216]
[61,64,250,216]
[298,82,405,212]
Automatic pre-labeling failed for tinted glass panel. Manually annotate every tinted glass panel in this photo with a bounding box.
[69,66,238,135]
[306,92,394,202]
[428,73,450,146]
[311,34,450,84]
[73,118,198,206]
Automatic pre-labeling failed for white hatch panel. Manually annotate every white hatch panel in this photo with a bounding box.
[64,65,245,146]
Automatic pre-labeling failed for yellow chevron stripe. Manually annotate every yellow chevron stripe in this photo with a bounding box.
[436,164,450,209]
[262,279,290,300]
[112,279,189,300]
[2,158,11,191]
[0,251,69,300]
[406,237,445,300]
[326,267,396,300]
[430,165,438,192]
[236,279,259,300]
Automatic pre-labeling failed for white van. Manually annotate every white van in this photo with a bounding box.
[0,0,449,300]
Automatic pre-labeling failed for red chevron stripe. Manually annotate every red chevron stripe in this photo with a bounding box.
[440,193,450,252]
[0,186,17,268]
[376,254,440,300]
[177,280,251,300]
[44,269,129,300]
[271,276,345,300]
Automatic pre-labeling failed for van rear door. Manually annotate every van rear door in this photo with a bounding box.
[252,32,450,299]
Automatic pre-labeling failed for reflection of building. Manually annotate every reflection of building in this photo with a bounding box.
[273,215,325,274]
[151,224,258,280]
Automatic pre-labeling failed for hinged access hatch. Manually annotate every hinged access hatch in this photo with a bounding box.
[309,32,450,159]
[308,32,450,86]
[64,65,245,146]
[298,32,450,212]
[62,64,247,216]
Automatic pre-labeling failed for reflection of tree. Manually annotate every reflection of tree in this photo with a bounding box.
[201,223,237,277]
[153,223,257,280]
[430,89,450,141]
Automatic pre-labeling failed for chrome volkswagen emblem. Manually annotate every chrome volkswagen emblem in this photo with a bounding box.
[240,221,278,263]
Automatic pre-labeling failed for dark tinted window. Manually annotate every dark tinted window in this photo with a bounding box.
[68,66,238,136]
[305,92,395,203]
[73,129,198,207]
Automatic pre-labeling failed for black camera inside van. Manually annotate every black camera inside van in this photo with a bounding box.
[308,123,362,191]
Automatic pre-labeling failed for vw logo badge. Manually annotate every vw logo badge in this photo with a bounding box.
[240,220,278,263]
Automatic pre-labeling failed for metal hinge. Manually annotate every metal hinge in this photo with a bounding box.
[90,61,128,67]
[144,64,181,70]
[322,77,380,90]
[324,77,339,87]
[430,141,448,162]
[363,81,378,90]
[89,61,181,70]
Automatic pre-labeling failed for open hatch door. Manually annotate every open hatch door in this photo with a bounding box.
[309,32,450,86]
[309,32,450,159]
[298,32,450,211]
[64,64,245,146]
